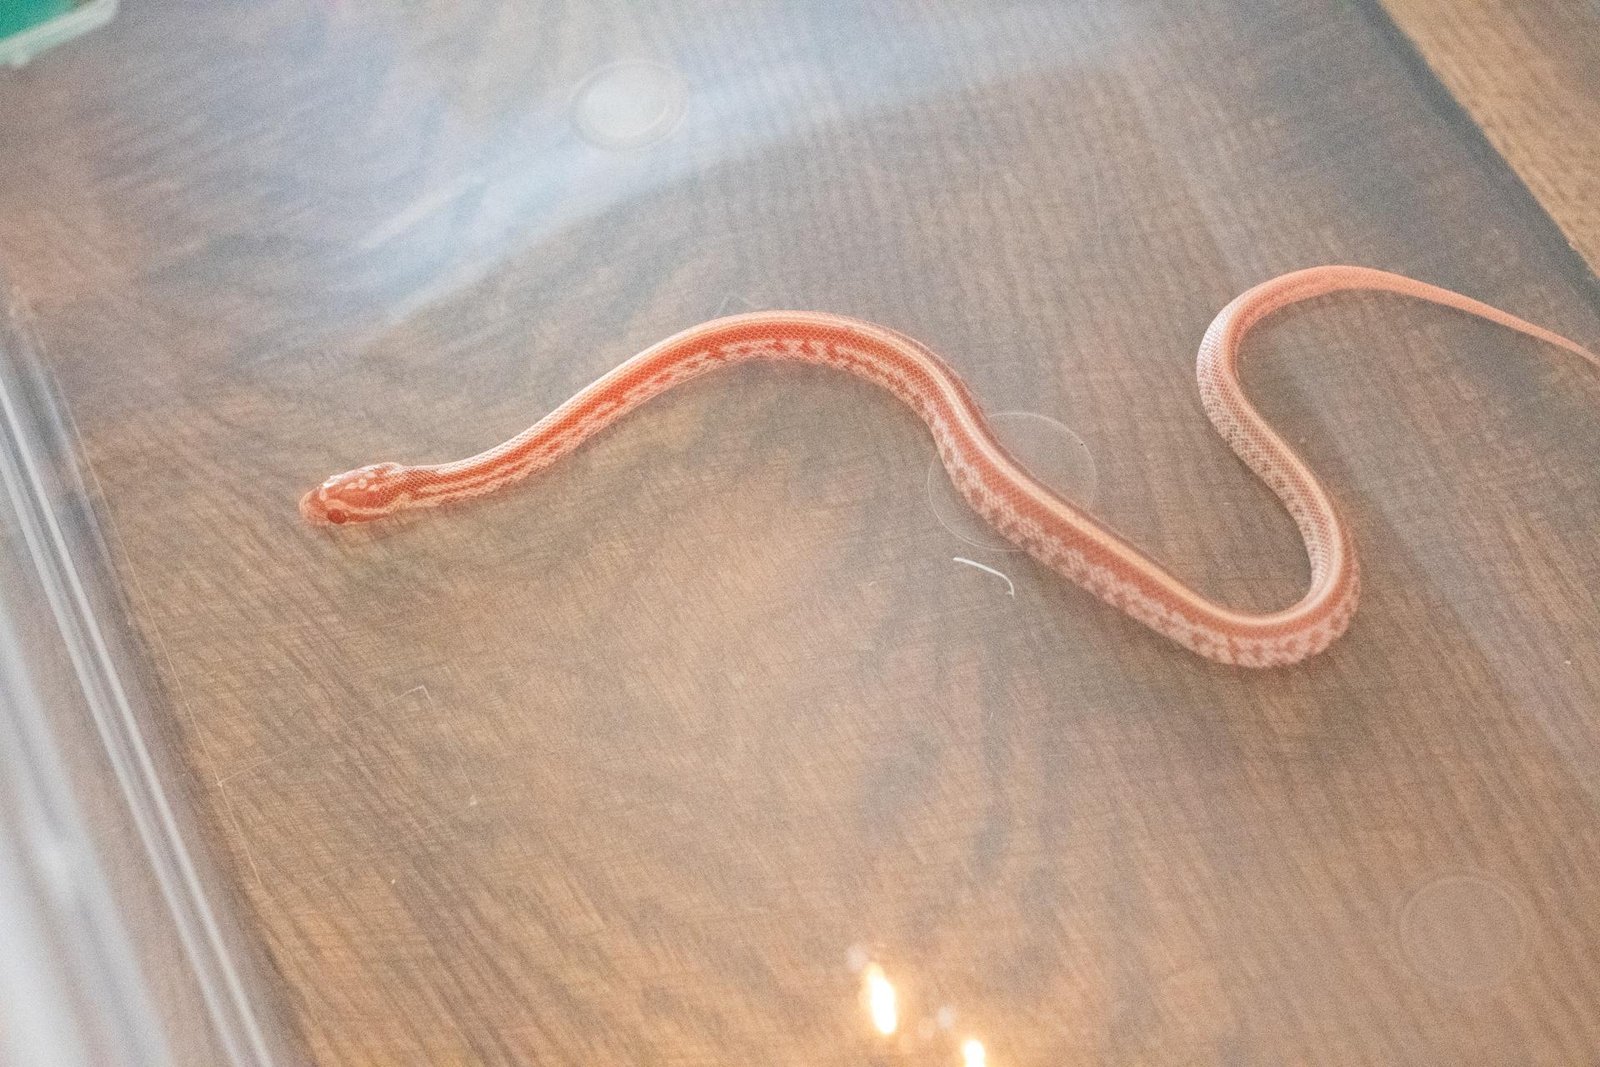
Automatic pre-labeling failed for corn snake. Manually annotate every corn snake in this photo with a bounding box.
[301,266,1597,667]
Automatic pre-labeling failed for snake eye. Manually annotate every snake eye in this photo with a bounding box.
[327,508,348,525]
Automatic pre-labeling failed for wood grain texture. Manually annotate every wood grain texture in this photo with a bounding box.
[1378,0,1600,274]
[3,1,1600,1064]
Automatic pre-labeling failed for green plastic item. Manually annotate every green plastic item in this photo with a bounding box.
[0,0,70,38]
[0,0,116,67]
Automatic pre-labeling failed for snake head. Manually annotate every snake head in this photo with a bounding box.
[300,462,408,526]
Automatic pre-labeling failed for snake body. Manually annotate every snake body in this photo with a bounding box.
[301,266,1597,667]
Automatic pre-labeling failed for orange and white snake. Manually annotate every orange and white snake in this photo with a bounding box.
[301,266,1597,667]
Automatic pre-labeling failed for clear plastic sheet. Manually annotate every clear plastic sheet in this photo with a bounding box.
[2,2,1600,1064]
[0,287,289,1065]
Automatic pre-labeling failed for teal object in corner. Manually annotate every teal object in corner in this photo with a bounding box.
[0,0,72,39]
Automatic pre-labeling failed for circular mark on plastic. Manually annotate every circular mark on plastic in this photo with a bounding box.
[1399,872,1530,991]
[572,61,688,150]
[926,411,1098,551]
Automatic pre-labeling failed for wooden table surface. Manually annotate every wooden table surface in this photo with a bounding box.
[3,1,1599,1064]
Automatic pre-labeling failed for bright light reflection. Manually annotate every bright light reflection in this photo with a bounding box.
[962,1037,987,1067]
[863,963,898,1035]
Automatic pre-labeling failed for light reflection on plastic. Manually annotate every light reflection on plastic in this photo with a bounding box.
[863,963,898,1035]
[962,1037,987,1067]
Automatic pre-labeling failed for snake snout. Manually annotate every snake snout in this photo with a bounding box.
[299,485,349,525]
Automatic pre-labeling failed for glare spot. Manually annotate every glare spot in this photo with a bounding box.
[572,60,688,149]
[863,964,898,1035]
[962,1037,987,1067]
